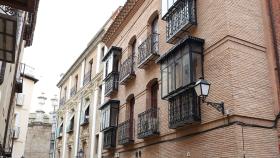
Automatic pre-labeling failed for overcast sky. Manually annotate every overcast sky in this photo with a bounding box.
[23,0,126,113]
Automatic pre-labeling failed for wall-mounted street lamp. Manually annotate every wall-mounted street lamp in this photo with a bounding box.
[77,149,84,158]
[194,79,225,115]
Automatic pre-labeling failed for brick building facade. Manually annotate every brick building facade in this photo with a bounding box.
[99,0,280,158]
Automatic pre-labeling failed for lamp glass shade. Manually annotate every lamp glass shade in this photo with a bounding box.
[78,149,84,157]
[194,79,210,97]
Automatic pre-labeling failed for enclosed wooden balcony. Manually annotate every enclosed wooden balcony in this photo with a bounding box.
[168,89,200,129]
[103,128,117,149]
[119,55,135,85]
[137,107,159,139]
[104,72,119,97]
[83,70,91,86]
[137,33,160,69]
[163,0,197,44]
[118,120,134,145]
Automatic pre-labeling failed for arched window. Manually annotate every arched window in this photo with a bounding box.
[146,79,158,110]
[126,94,135,120]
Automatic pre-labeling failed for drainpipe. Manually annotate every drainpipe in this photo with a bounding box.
[268,0,280,99]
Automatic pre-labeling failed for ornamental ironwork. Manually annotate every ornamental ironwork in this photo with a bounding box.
[163,0,196,44]
[118,119,134,145]
[137,107,159,139]
[119,55,135,84]
[0,5,17,16]
[168,89,200,129]
[137,33,160,68]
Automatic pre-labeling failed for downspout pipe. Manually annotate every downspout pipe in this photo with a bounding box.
[268,0,280,97]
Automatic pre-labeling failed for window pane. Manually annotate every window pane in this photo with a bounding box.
[192,53,202,81]
[108,56,113,74]
[162,68,168,97]
[0,19,3,33]
[175,59,182,89]
[6,21,14,35]
[182,53,190,86]
[168,64,175,93]
[6,36,14,51]
[0,34,4,49]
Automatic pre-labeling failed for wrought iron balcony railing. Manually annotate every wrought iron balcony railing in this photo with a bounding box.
[103,128,117,149]
[137,107,159,139]
[118,119,134,145]
[0,5,18,16]
[104,72,119,97]
[163,0,196,44]
[83,70,91,86]
[59,97,66,107]
[70,87,77,97]
[168,89,200,129]
[137,33,160,68]
[119,55,135,85]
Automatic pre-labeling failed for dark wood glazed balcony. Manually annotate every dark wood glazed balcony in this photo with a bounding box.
[59,97,66,107]
[168,89,200,129]
[119,55,135,85]
[163,0,197,44]
[118,120,134,145]
[104,72,119,97]
[137,33,160,69]
[83,70,91,86]
[70,87,77,97]
[137,107,159,139]
[103,128,117,149]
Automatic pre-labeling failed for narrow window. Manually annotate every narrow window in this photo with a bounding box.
[95,134,99,154]
[75,75,78,90]
[0,61,6,85]
[64,87,67,99]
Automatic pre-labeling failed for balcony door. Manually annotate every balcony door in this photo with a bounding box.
[127,96,135,140]
[151,16,159,53]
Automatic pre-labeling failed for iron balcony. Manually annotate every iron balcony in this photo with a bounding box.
[137,33,160,68]
[162,0,197,44]
[118,119,134,145]
[83,70,91,86]
[137,107,159,139]
[104,71,119,97]
[119,55,135,85]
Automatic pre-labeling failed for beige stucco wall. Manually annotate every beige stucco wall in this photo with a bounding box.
[12,76,37,158]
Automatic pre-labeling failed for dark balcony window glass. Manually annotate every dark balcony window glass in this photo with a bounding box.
[102,46,121,96]
[162,0,197,44]
[157,36,204,99]
[99,100,120,132]
[119,54,135,84]
[168,89,200,129]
